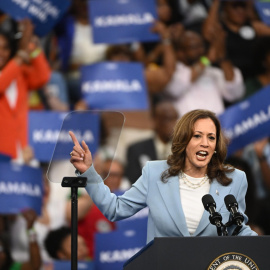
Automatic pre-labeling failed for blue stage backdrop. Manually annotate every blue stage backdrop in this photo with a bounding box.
[89,0,159,44]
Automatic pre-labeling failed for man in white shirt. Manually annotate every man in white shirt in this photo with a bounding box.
[164,30,244,117]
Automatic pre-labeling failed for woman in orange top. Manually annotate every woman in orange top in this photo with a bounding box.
[0,18,51,160]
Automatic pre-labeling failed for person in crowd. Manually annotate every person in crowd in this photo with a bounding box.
[8,165,54,264]
[203,0,270,80]
[162,29,244,117]
[74,21,177,165]
[1,209,42,270]
[244,36,270,98]
[54,0,108,107]
[65,158,128,259]
[74,19,177,110]
[44,226,89,260]
[138,0,184,67]
[69,109,257,243]
[0,18,51,161]
[125,100,178,184]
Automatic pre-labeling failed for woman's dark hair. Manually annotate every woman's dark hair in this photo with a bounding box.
[44,226,71,259]
[0,28,18,59]
[161,109,234,185]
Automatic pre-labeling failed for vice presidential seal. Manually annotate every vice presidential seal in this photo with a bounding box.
[207,252,259,270]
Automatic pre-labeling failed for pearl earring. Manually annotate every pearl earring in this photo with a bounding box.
[214,151,217,154]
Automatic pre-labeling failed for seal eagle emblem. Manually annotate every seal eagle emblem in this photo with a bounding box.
[207,252,259,270]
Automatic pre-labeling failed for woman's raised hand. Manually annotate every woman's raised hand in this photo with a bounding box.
[69,131,92,174]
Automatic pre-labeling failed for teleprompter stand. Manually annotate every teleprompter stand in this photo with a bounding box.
[61,177,87,270]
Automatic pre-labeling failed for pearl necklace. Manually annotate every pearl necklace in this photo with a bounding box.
[181,172,209,189]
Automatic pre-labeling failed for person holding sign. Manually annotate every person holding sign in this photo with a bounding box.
[69,109,256,243]
[0,18,51,161]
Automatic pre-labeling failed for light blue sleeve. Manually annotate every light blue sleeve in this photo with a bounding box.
[234,172,257,236]
[81,164,148,221]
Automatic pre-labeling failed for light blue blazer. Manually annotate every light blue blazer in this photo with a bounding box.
[82,160,257,243]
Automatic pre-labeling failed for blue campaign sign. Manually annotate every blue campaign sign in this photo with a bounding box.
[0,162,43,215]
[255,1,270,26]
[81,62,148,110]
[28,111,100,162]
[95,229,147,270]
[219,85,270,156]
[89,0,159,44]
[52,261,94,270]
[0,0,71,36]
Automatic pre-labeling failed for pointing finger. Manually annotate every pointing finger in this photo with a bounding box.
[69,131,80,146]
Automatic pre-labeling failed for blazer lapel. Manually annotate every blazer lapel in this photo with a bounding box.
[157,176,190,237]
[193,180,232,236]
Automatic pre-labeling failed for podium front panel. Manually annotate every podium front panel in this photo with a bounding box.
[124,236,270,270]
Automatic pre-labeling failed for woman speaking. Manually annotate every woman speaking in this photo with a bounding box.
[69,109,256,242]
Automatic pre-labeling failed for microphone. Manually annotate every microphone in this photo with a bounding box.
[224,194,244,227]
[202,194,223,229]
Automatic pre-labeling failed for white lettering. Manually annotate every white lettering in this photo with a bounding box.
[82,80,142,93]
[94,13,154,27]
[0,182,41,197]
[100,248,141,263]
[11,0,29,9]
[224,105,270,140]
[32,130,94,144]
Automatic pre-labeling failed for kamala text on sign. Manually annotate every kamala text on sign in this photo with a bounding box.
[81,62,148,110]
[89,0,159,44]
[219,85,270,155]
[0,162,43,215]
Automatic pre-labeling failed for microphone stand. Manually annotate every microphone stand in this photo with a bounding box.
[224,219,243,236]
[61,177,87,270]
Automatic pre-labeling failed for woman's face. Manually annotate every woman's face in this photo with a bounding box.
[0,35,11,70]
[157,0,171,23]
[223,1,248,26]
[184,118,217,175]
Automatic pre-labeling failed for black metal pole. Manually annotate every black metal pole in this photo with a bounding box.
[71,186,78,270]
[61,177,87,270]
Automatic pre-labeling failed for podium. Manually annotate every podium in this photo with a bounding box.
[123,236,270,269]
